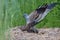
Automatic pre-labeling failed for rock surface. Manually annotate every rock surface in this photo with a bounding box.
[5,27,60,40]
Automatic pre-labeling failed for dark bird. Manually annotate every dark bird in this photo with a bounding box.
[21,3,58,33]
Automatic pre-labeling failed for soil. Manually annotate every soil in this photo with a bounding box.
[5,27,60,40]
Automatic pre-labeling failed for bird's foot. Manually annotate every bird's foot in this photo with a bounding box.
[27,27,38,33]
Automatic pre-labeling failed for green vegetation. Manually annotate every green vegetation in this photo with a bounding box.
[0,0,60,40]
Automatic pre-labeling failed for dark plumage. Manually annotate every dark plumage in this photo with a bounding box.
[24,3,58,24]
[21,3,58,33]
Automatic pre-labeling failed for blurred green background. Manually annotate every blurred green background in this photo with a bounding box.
[0,0,60,40]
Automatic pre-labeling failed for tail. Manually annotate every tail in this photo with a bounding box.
[35,2,58,22]
[47,3,58,9]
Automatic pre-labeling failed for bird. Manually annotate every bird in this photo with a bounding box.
[23,3,58,24]
[21,3,58,33]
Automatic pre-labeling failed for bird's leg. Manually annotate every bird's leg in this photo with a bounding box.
[26,20,38,33]
[20,20,38,33]
[27,27,38,33]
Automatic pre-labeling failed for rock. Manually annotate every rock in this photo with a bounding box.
[5,27,60,40]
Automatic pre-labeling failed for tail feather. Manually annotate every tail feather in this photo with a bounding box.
[47,3,58,9]
[35,3,58,22]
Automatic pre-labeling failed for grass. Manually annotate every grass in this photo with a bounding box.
[0,0,60,40]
